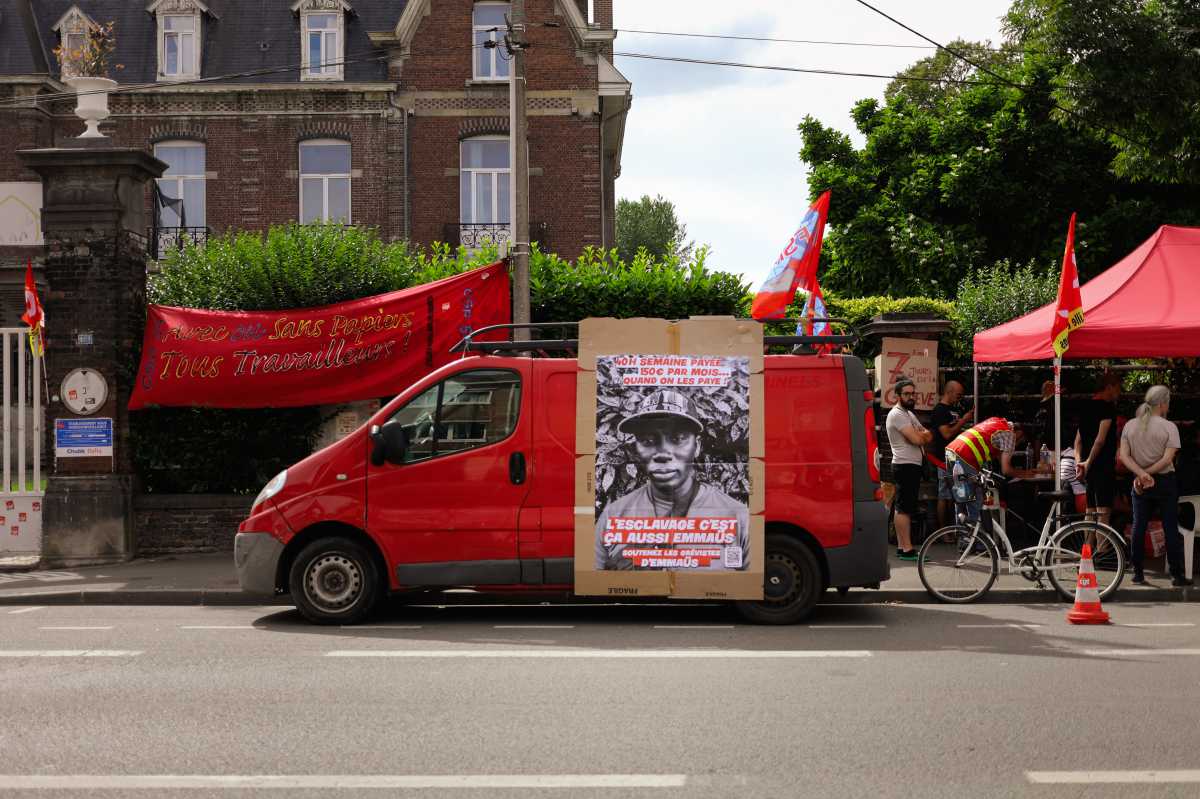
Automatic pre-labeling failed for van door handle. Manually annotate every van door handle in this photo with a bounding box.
[509,451,526,485]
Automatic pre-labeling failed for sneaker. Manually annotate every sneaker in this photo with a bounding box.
[1171,576,1194,588]
[1131,571,1145,585]
[898,549,919,561]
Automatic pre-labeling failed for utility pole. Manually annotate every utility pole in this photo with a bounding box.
[506,1,530,341]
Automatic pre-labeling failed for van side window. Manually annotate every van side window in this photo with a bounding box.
[387,369,521,462]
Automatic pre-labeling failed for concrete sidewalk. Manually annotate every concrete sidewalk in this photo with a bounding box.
[0,550,1194,606]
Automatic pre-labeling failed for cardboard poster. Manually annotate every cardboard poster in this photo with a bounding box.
[575,318,764,600]
[875,336,939,411]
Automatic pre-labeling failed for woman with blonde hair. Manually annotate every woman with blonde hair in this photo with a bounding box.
[1118,385,1192,586]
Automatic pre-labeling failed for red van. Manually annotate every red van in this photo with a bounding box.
[234,329,888,624]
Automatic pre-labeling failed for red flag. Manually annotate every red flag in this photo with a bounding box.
[800,278,834,354]
[19,259,44,357]
[1051,213,1084,357]
[751,191,830,320]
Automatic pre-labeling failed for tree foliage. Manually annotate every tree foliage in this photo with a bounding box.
[952,259,1058,353]
[615,194,694,264]
[800,35,1200,298]
[1005,0,1200,184]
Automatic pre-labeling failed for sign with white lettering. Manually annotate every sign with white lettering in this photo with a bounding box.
[54,418,114,458]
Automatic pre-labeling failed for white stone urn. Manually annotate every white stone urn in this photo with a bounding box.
[64,76,116,138]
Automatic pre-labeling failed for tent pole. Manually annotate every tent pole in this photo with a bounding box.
[973,362,979,422]
[1053,357,1062,492]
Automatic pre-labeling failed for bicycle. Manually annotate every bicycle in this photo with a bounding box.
[917,467,1126,603]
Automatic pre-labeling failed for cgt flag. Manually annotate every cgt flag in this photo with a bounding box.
[18,258,44,358]
[1051,213,1085,357]
[799,278,834,353]
[751,191,831,320]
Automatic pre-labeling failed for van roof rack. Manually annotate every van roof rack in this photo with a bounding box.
[450,319,859,357]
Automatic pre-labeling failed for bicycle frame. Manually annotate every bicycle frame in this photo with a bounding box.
[955,478,1111,576]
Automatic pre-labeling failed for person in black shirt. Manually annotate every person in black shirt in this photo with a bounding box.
[1075,373,1122,528]
[929,380,974,527]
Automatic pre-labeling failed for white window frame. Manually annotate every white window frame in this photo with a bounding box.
[299,139,352,224]
[154,140,207,228]
[472,2,511,81]
[301,11,344,80]
[460,135,510,225]
[157,13,201,80]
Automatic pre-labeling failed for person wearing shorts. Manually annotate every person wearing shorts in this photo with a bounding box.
[886,377,931,561]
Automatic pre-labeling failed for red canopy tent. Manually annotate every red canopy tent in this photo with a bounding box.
[974,225,1200,362]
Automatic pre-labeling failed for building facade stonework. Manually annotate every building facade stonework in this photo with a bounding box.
[0,0,631,296]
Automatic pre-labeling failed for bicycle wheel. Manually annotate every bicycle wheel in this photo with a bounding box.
[918,523,999,603]
[1046,521,1126,601]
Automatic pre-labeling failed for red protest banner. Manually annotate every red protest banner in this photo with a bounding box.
[129,261,510,410]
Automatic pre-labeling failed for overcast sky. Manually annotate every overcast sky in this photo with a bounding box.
[611,0,1012,285]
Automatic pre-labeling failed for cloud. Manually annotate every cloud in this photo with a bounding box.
[613,0,1011,282]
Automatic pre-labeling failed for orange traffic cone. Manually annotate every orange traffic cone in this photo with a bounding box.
[1067,543,1111,625]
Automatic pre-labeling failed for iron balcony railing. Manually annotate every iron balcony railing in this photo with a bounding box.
[444,222,548,250]
[149,226,209,260]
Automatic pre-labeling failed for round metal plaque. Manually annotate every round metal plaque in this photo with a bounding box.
[60,368,108,416]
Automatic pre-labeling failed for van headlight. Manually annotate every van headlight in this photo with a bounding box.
[253,469,287,511]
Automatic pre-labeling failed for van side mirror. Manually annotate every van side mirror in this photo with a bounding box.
[370,420,409,467]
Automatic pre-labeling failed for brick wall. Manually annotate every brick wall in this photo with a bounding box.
[134,493,252,554]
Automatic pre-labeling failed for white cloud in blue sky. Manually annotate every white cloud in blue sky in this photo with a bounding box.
[613,0,1012,286]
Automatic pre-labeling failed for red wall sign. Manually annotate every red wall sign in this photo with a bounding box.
[129,262,510,410]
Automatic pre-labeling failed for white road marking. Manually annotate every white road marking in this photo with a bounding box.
[39,626,114,631]
[6,606,44,614]
[179,625,256,630]
[957,624,1043,629]
[342,625,424,630]
[493,625,576,629]
[1118,623,1196,628]
[652,625,735,630]
[808,625,887,629]
[1083,649,1200,657]
[1027,770,1200,784]
[0,650,140,658]
[326,649,871,659]
[0,774,689,790]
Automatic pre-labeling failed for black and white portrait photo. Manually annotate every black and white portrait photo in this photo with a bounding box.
[593,354,751,571]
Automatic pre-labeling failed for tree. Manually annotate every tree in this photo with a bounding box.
[1005,0,1200,184]
[799,36,1200,298]
[615,194,693,263]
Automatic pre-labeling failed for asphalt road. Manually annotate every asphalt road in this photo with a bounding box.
[1,600,1198,799]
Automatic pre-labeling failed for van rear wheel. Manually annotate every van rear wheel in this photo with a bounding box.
[734,535,822,625]
[290,537,382,625]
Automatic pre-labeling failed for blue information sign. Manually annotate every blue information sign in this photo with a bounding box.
[55,418,114,458]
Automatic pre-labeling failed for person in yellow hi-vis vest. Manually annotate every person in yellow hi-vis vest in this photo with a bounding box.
[945,417,1024,529]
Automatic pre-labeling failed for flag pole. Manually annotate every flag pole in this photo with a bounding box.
[1053,356,1062,492]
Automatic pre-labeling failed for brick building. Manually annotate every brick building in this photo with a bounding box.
[0,0,632,321]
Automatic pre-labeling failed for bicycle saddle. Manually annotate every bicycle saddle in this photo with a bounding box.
[1036,489,1075,502]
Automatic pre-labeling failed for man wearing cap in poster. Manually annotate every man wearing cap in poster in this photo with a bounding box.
[595,389,751,571]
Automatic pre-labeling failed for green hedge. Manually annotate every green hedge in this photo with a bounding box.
[134,226,750,493]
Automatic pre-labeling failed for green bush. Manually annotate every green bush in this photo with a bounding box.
[953,259,1059,354]
[134,226,750,494]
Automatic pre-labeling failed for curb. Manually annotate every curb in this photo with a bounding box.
[0,586,1194,606]
[824,587,1199,605]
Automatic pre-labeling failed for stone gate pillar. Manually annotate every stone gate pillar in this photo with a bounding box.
[17,141,165,566]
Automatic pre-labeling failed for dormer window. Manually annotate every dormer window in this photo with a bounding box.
[51,5,97,79]
[293,0,350,80]
[148,0,207,81]
[162,16,197,77]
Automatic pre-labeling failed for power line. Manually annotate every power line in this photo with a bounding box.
[591,26,936,50]
[612,51,993,85]
[848,0,1164,159]
[0,51,390,109]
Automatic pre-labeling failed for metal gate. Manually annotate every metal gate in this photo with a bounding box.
[0,327,43,557]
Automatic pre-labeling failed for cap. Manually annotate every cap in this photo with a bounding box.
[617,389,703,435]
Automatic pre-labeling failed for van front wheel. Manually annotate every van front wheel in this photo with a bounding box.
[734,535,822,625]
[290,537,382,625]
